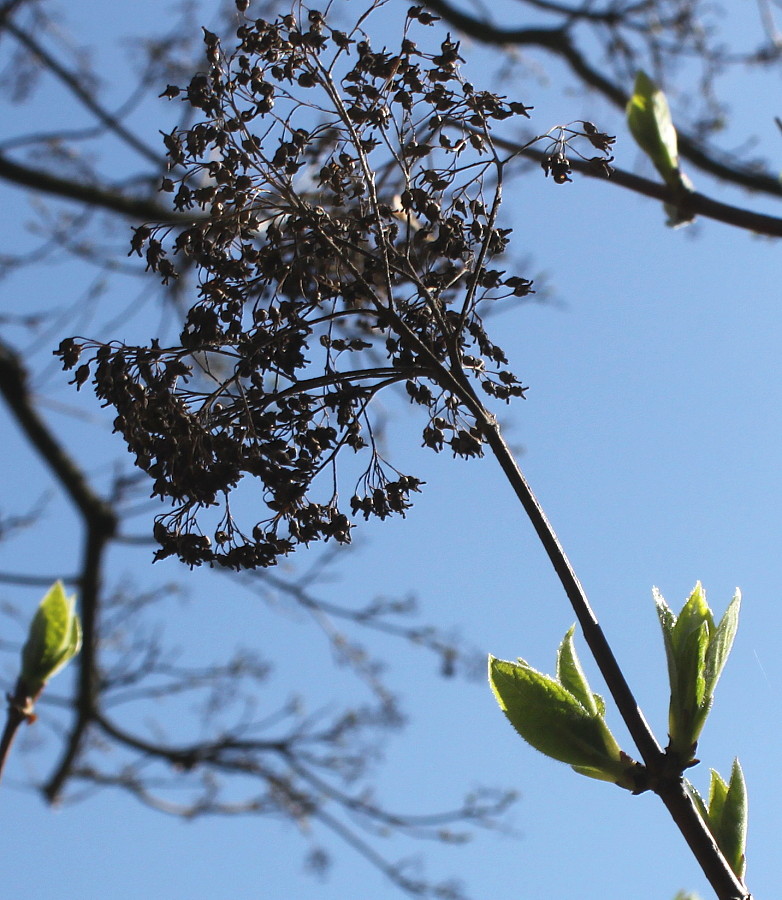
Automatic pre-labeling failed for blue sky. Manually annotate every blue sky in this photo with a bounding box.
[1,1,781,898]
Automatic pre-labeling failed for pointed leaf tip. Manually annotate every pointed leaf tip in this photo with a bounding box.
[721,758,748,880]
[556,625,598,716]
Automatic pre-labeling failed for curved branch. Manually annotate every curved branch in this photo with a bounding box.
[3,19,162,166]
[0,340,116,802]
[95,712,286,765]
[443,116,782,236]
[0,151,193,223]
[0,0,32,28]
[424,0,782,199]
[494,136,782,237]
[0,344,113,525]
[91,710,507,899]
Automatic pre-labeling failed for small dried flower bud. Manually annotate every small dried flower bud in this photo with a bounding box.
[56,338,82,369]
[542,151,572,184]
[581,121,616,153]
[73,364,91,390]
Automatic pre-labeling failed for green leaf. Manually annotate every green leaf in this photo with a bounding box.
[682,618,710,710]
[686,762,748,881]
[20,581,82,693]
[654,587,676,638]
[669,617,709,755]
[556,625,598,715]
[654,586,679,693]
[708,768,729,827]
[704,590,741,698]
[671,583,713,656]
[626,71,695,226]
[65,610,82,663]
[489,655,625,782]
[571,763,621,782]
[710,760,748,880]
[626,71,683,189]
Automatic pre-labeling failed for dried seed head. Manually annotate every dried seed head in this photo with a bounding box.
[55,2,572,569]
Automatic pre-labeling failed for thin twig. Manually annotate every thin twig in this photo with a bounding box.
[0,340,116,802]
[4,19,161,165]
[0,679,35,784]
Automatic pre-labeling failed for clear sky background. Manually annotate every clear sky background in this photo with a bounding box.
[1,1,781,899]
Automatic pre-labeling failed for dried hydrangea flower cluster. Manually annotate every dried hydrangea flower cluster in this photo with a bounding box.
[57,3,615,569]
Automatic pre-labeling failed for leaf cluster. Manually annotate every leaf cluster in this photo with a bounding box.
[655,583,740,762]
[489,627,640,790]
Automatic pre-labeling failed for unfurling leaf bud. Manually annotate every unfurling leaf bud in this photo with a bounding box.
[20,581,82,696]
[655,582,740,762]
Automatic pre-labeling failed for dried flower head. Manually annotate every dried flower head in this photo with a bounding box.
[57,3,611,569]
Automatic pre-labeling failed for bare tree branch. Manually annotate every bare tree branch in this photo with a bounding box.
[0,151,191,222]
[3,18,162,166]
[423,0,782,199]
[487,131,782,237]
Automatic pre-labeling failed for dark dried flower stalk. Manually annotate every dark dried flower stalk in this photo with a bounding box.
[56,2,613,570]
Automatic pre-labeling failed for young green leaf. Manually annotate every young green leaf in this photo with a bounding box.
[686,778,709,823]
[654,587,678,692]
[627,71,684,189]
[20,581,82,694]
[489,641,638,789]
[556,625,598,715]
[704,590,741,698]
[686,761,748,881]
[626,70,694,226]
[680,619,709,719]
[709,760,748,880]
[654,587,676,639]
[654,584,740,761]
[707,769,729,829]
[490,656,619,776]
